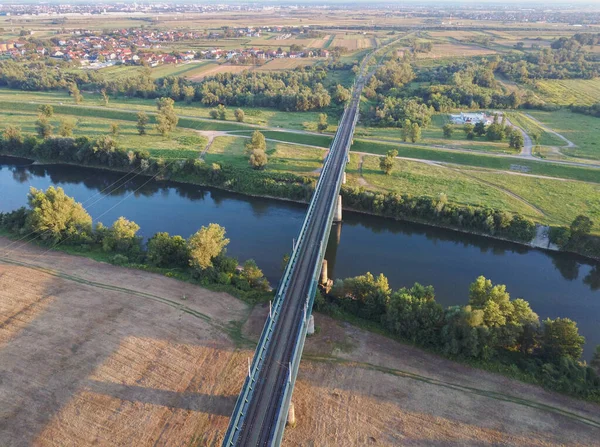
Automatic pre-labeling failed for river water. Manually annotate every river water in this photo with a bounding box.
[1,156,599,359]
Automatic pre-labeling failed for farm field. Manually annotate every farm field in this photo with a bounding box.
[416,43,497,59]
[533,78,600,106]
[330,33,376,51]
[526,110,600,161]
[255,58,318,71]
[2,240,599,447]
[186,64,253,81]
[0,109,208,160]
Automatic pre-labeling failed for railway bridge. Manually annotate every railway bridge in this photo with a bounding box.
[223,67,367,447]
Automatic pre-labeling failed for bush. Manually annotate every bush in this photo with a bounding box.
[110,254,129,265]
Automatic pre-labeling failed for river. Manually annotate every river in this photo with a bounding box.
[1,156,599,360]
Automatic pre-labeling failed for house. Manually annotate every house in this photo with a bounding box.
[450,112,492,126]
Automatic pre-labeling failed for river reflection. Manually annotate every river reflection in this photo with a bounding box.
[1,156,599,359]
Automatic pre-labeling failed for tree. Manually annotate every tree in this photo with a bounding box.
[136,111,149,135]
[188,223,230,271]
[100,88,109,106]
[26,186,92,243]
[379,149,398,175]
[217,104,226,120]
[541,318,585,361]
[241,259,270,291]
[334,84,351,104]
[58,119,75,137]
[182,85,195,104]
[35,115,53,139]
[245,130,266,154]
[234,108,245,122]
[3,125,23,144]
[69,82,83,104]
[317,113,328,133]
[102,216,141,255]
[110,123,120,137]
[409,122,421,143]
[38,104,54,118]
[209,109,219,119]
[442,123,454,138]
[509,131,524,150]
[147,232,189,268]
[463,123,475,140]
[155,97,178,136]
[474,121,486,137]
[570,215,593,239]
[249,149,268,170]
[401,119,411,142]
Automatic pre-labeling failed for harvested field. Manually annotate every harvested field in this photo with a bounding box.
[417,43,496,58]
[186,64,253,81]
[1,239,599,446]
[330,34,375,51]
[256,58,317,71]
[0,238,250,447]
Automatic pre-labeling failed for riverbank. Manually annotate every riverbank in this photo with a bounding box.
[1,238,599,446]
[2,153,598,262]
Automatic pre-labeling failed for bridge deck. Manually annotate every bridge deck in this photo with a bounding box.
[224,74,365,447]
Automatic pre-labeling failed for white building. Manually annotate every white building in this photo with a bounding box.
[450,112,492,126]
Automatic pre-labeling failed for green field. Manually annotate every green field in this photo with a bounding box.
[526,110,600,161]
[0,109,207,160]
[0,89,327,131]
[534,79,600,106]
[204,136,325,175]
[506,112,565,147]
[350,139,600,184]
[355,114,515,153]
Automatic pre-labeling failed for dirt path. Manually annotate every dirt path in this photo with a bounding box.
[196,130,229,159]
[357,153,370,187]
[446,166,546,216]
[523,112,577,148]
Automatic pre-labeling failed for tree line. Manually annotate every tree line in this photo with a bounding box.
[316,273,600,401]
[342,186,538,243]
[0,61,349,112]
[0,187,270,299]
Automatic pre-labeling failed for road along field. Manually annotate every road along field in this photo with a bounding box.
[1,239,599,446]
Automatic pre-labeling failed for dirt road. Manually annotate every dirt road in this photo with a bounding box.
[1,239,599,446]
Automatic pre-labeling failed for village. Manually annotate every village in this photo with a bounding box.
[0,25,330,68]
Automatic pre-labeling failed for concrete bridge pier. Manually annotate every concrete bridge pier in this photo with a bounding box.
[333,195,343,223]
[287,402,296,427]
[342,172,347,185]
[307,314,315,335]
[319,259,333,292]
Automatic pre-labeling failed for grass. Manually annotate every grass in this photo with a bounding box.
[348,154,600,233]
[506,112,565,147]
[0,109,207,160]
[526,109,600,161]
[351,155,543,219]
[0,88,332,131]
[234,130,332,148]
[350,139,600,184]
[204,136,325,176]
[355,114,515,153]
[534,78,600,106]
